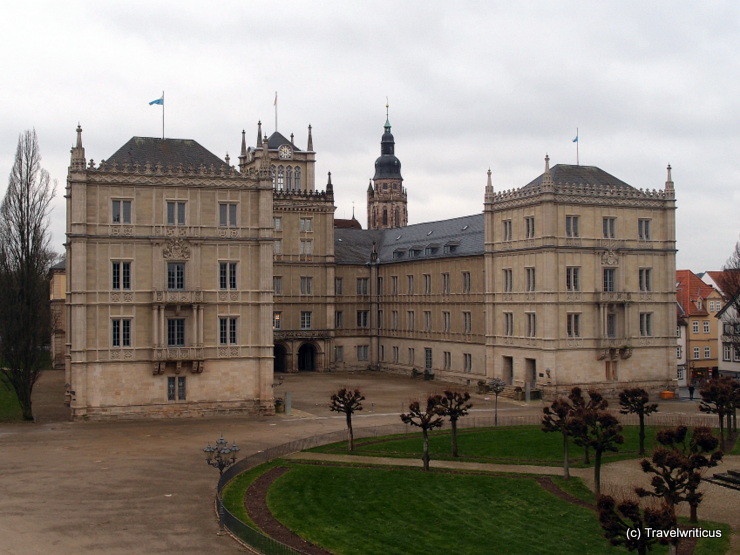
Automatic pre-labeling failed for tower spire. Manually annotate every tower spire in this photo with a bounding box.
[665,164,674,197]
[542,154,554,190]
[307,124,313,151]
[256,121,262,147]
[70,124,86,171]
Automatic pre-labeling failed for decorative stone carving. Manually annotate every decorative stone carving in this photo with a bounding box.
[601,249,619,266]
[163,238,191,259]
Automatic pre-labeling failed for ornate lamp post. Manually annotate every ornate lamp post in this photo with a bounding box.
[203,434,240,475]
[489,378,506,426]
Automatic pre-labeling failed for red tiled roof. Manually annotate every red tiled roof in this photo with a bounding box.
[676,269,715,317]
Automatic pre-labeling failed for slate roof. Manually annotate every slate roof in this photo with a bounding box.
[50,257,66,271]
[266,132,302,151]
[335,213,484,265]
[106,137,226,170]
[524,164,639,192]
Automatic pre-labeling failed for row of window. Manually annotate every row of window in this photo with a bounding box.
[691,320,713,334]
[273,239,313,256]
[111,200,239,227]
[110,317,239,347]
[329,273,473,297]
[722,343,740,362]
[504,267,654,293]
[318,310,474,333]
[273,216,313,232]
[111,261,239,291]
[501,215,653,241]
[271,165,301,190]
[336,345,474,372]
[498,312,654,338]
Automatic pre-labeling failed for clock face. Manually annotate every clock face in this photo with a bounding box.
[278,145,292,159]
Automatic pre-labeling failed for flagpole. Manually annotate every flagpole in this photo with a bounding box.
[162,91,165,140]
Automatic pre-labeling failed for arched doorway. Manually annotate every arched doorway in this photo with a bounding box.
[297,343,316,372]
[274,344,287,373]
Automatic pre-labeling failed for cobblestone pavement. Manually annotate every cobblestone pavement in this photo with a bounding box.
[0,370,737,554]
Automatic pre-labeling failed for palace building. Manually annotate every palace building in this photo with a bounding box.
[62,115,678,419]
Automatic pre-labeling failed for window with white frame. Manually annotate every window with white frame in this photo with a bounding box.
[219,262,237,290]
[111,318,131,347]
[357,278,369,296]
[525,268,536,292]
[603,217,616,239]
[735,345,740,361]
[692,321,699,334]
[525,216,535,238]
[464,353,472,373]
[603,268,615,292]
[462,271,471,293]
[219,317,237,345]
[566,267,580,291]
[503,269,513,292]
[704,346,711,359]
[639,268,652,292]
[693,347,700,360]
[723,344,731,361]
[677,346,682,359]
[703,321,710,334]
[299,239,313,255]
[167,262,185,290]
[300,311,312,330]
[112,199,132,224]
[219,203,237,227]
[639,313,653,337]
[638,219,651,241]
[300,276,313,295]
[112,261,131,290]
[167,201,186,225]
[565,215,579,237]
[463,312,472,334]
[299,217,313,232]
[503,219,512,241]
[504,312,514,336]
[567,313,581,337]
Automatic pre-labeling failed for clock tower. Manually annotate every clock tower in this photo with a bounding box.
[367,114,407,230]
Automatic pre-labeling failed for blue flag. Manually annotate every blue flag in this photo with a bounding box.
[149,96,164,105]
[572,134,578,143]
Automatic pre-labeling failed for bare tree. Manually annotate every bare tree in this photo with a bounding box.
[569,387,608,464]
[0,130,56,421]
[597,495,676,555]
[699,377,735,450]
[329,388,365,451]
[570,407,624,497]
[542,397,576,480]
[636,426,722,523]
[437,390,473,457]
[619,388,658,455]
[400,395,444,471]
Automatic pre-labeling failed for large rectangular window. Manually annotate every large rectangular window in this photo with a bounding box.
[526,313,536,337]
[335,346,344,362]
[443,311,451,332]
[167,201,186,225]
[112,261,131,290]
[300,311,312,330]
[603,217,616,239]
[463,312,472,333]
[167,318,185,346]
[503,220,512,241]
[335,311,343,329]
[603,268,615,292]
[607,313,617,338]
[704,346,711,359]
[504,312,514,336]
[299,239,313,255]
[299,217,313,232]
[335,278,343,296]
[424,348,433,370]
[638,313,652,337]
[424,311,432,332]
[391,276,398,295]
[503,269,513,292]
[462,271,471,293]
[111,318,131,347]
[638,219,651,241]
[407,275,414,294]
[525,216,535,239]
[639,268,652,292]
[357,278,369,296]
[407,311,415,331]
[525,268,536,292]
[300,276,313,295]
[219,203,237,226]
[442,273,450,294]
[357,311,369,329]
[408,348,415,365]
[463,353,472,373]
[566,267,580,291]
[112,199,131,224]
[273,312,282,330]
[219,317,238,345]
[565,215,579,238]
[423,274,432,294]
[567,313,581,337]
[167,262,185,290]
[167,376,186,401]
[392,310,398,330]
[273,276,283,295]
[357,345,369,361]
[219,262,237,290]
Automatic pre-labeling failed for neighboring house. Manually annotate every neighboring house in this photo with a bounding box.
[60,115,679,419]
[717,290,740,379]
[49,257,66,369]
[676,269,723,384]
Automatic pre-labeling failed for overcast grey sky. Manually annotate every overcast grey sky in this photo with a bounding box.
[1,1,738,271]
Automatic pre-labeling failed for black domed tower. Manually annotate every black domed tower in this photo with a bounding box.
[367,111,407,230]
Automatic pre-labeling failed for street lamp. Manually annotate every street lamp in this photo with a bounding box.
[203,434,240,475]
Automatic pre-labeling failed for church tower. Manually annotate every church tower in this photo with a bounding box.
[367,109,407,229]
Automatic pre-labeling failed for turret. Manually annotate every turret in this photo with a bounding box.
[70,124,86,171]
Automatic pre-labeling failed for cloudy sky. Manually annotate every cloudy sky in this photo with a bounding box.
[1,1,738,271]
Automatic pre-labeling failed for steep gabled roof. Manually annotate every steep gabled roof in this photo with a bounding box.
[266,132,301,151]
[106,137,226,170]
[676,269,717,317]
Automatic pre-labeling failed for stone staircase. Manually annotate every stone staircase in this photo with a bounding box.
[705,469,740,492]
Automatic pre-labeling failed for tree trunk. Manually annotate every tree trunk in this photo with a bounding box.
[422,429,430,471]
[346,412,354,451]
[583,445,590,465]
[594,450,602,498]
[719,415,725,451]
[562,432,570,480]
[638,413,646,455]
[451,418,458,457]
[689,501,698,524]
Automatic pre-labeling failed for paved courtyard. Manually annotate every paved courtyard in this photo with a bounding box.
[0,370,737,554]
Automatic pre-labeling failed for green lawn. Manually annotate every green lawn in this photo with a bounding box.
[0,382,22,421]
[311,425,661,467]
[266,464,625,555]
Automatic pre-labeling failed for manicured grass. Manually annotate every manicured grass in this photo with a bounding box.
[267,464,624,555]
[0,382,22,421]
[311,425,661,467]
[222,460,284,526]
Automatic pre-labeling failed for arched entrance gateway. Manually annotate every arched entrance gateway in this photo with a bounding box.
[273,344,287,373]
[297,343,317,372]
